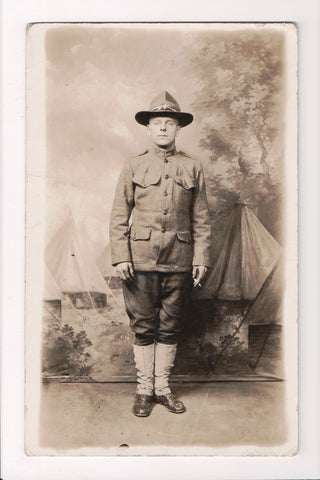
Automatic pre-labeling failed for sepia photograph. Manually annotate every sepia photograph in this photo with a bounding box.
[25,22,298,456]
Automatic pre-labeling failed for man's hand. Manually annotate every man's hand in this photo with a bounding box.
[115,262,134,282]
[192,265,208,288]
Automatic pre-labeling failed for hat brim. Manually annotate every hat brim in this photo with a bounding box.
[135,111,193,127]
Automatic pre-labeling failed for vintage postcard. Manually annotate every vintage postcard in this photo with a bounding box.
[25,22,298,456]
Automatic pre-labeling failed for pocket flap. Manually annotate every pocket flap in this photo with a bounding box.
[131,228,151,241]
[177,231,192,244]
[175,175,196,190]
[133,169,161,188]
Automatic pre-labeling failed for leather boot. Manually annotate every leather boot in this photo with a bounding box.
[154,393,186,414]
[133,394,153,417]
[154,343,186,414]
[132,344,155,417]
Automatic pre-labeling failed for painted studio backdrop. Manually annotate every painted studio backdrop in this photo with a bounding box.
[41,24,286,383]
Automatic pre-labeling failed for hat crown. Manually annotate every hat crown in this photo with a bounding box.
[149,91,181,113]
[135,91,193,127]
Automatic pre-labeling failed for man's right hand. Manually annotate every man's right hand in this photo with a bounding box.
[115,262,134,282]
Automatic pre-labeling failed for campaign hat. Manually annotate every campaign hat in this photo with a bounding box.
[135,91,193,127]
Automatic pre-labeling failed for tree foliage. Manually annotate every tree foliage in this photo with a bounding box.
[190,31,284,230]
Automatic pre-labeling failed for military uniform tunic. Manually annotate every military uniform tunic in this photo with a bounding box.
[110,145,211,271]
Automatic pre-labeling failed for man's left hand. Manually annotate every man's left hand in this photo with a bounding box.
[192,265,208,288]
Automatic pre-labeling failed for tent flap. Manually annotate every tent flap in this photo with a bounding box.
[194,204,281,301]
[43,265,62,301]
[46,214,109,295]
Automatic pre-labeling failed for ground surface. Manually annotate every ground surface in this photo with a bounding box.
[37,381,287,455]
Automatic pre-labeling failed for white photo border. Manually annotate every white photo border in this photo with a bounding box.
[1,0,320,479]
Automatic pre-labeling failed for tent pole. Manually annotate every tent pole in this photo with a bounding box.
[239,204,244,317]
[215,207,240,298]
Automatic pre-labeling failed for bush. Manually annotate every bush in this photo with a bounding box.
[42,323,93,376]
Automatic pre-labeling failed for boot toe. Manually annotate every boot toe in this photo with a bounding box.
[171,398,186,413]
[155,393,186,414]
[133,394,153,417]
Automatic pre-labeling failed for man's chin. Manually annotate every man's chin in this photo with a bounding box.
[155,140,174,148]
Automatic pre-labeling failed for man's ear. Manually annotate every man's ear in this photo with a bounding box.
[176,125,181,136]
[147,124,151,136]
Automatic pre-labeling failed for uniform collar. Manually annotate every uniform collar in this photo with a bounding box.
[149,144,177,159]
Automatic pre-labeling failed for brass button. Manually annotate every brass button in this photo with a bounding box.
[164,191,168,196]
[161,227,166,233]
[164,158,168,163]
[164,174,169,179]
[163,210,167,215]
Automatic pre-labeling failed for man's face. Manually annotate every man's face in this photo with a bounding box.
[147,116,180,148]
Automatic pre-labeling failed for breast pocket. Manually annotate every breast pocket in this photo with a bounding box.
[174,175,196,212]
[133,169,161,207]
[132,170,161,188]
[130,227,151,263]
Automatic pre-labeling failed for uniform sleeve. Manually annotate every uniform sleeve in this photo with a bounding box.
[109,159,134,265]
[191,162,211,267]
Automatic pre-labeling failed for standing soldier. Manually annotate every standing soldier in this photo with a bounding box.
[110,91,211,417]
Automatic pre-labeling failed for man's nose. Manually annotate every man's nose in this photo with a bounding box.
[160,124,167,130]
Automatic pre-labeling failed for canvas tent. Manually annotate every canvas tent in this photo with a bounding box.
[242,262,283,377]
[243,261,283,326]
[97,244,122,289]
[188,203,283,377]
[43,264,62,302]
[46,213,109,308]
[194,203,281,301]
[43,264,62,319]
